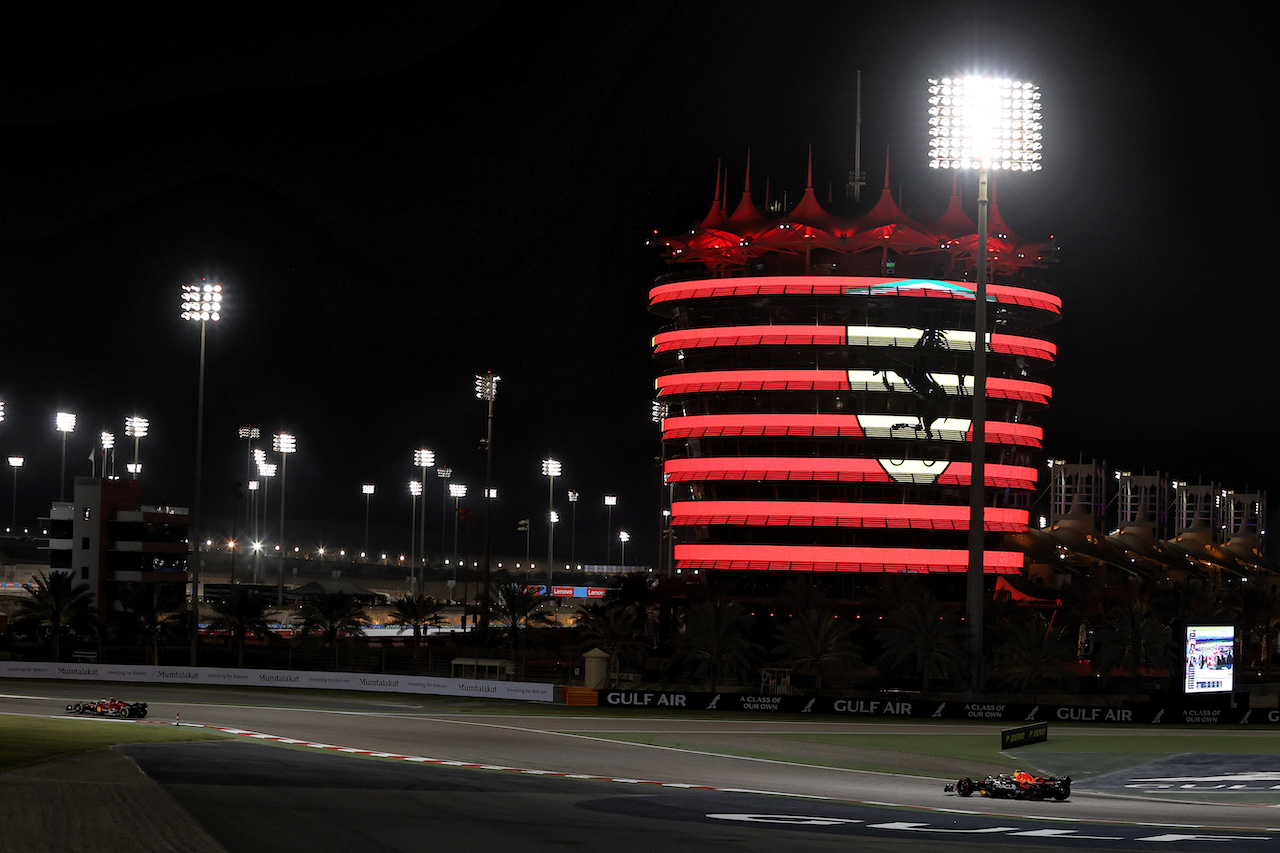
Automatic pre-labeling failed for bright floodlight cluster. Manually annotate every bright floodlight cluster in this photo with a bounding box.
[927,76,1042,171]
[180,282,223,322]
[125,416,149,438]
[273,432,297,454]
[474,372,500,401]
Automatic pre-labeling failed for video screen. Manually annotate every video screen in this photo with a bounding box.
[1184,625,1235,694]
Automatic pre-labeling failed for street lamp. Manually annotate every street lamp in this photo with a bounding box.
[273,431,297,606]
[542,458,561,583]
[362,484,375,556]
[408,480,422,591]
[927,75,1042,698]
[55,412,75,502]
[619,530,630,568]
[604,494,617,563]
[476,372,500,629]
[125,416,148,479]
[181,278,222,665]
[7,456,23,532]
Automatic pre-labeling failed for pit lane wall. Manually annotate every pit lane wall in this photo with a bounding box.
[597,691,1279,725]
[0,661,556,703]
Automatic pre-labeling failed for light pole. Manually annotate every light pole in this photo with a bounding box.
[927,75,1042,698]
[449,482,467,611]
[247,479,260,583]
[181,279,222,666]
[125,416,148,479]
[542,458,561,584]
[362,484,375,556]
[7,456,23,532]
[257,459,276,585]
[98,432,115,479]
[475,372,499,628]
[437,465,452,569]
[408,480,422,592]
[567,490,579,567]
[238,427,259,544]
[273,432,297,606]
[414,448,435,585]
[55,412,75,502]
[619,530,630,568]
[604,494,617,563]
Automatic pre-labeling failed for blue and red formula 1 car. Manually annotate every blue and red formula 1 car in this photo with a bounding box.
[945,770,1071,801]
[66,697,149,719]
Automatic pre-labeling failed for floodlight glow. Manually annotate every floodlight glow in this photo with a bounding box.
[414,449,435,468]
[619,530,630,543]
[927,76,1042,171]
[125,416,148,438]
[542,458,562,478]
[180,282,223,322]
[100,431,114,450]
[259,462,277,477]
[8,456,23,468]
[273,432,296,454]
[409,480,422,497]
[474,372,501,401]
[449,483,467,499]
[239,426,260,440]
[604,495,617,506]
[56,412,76,432]
[362,483,375,496]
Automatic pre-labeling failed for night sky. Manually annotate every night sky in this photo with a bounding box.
[2,4,1272,565]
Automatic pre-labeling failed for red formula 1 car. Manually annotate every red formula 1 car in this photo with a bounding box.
[66,697,149,719]
[945,770,1071,801]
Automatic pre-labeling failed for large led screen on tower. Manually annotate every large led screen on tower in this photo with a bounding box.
[1184,625,1235,694]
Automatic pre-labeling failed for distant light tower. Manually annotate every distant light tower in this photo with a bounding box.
[125,416,148,479]
[181,278,222,666]
[7,456,23,532]
[603,494,617,563]
[257,459,277,585]
[437,465,452,567]
[542,458,561,583]
[927,74,1042,698]
[475,372,500,628]
[247,479,260,583]
[449,482,467,589]
[55,412,76,502]
[238,427,260,542]
[99,431,115,479]
[619,530,630,568]
[414,448,435,578]
[408,480,422,592]
[273,431,297,606]
[362,484,376,556]
[567,490,579,566]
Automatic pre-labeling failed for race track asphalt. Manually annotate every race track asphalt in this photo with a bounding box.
[2,681,1278,852]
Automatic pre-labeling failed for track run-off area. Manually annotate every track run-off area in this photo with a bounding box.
[2,680,1279,852]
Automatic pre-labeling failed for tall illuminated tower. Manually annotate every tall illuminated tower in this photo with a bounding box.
[648,145,1056,597]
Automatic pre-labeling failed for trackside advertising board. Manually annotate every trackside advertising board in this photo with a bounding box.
[598,691,1277,724]
[0,661,555,702]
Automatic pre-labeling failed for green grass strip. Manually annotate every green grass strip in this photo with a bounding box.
[0,715,226,772]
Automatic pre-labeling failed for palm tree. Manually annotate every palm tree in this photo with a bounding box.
[485,582,555,678]
[988,612,1078,701]
[205,586,274,668]
[774,608,863,694]
[14,571,97,661]
[576,603,645,688]
[1095,593,1177,694]
[294,592,369,670]
[387,593,444,644]
[875,593,968,693]
[116,583,186,666]
[675,598,758,692]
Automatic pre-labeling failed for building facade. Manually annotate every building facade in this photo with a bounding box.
[46,477,190,622]
[649,156,1059,597]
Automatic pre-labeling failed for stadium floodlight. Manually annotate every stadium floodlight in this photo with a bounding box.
[927,75,1043,700]
[55,411,76,502]
[476,373,500,627]
[273,432,297,606]
[362,484,375,555]
[125,416,148,478]
[927,76,1042,172]
[8,455,23,532]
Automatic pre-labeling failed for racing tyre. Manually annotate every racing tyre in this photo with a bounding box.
[1053,781,1070,801]
[1027,784,1044,801]
[956,777,974,797]
[72,703,83,713]
[139,709,148,719]
[119,707,130,718]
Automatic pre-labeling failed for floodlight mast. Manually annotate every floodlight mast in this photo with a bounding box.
[927,76,1042,699]
[475,372,500,629]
